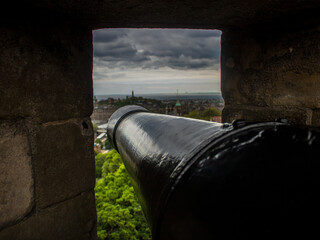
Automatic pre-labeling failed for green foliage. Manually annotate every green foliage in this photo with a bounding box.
[184,110,200,119]
[200,107,221,121]
[94,149,99,156]
[95,152,108,178]
[95,150,151,240]
[184,107,221,121]
[101,150,122,178]
[104,138,113,150]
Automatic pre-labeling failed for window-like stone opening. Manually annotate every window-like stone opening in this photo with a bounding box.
[91,28,222,239]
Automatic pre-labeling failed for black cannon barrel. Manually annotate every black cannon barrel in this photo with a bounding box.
[107,105,320,240]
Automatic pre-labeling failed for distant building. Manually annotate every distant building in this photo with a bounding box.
[165,104,174,115]
[91,106,118,124]
[174,100,182,116]
[173,89,182,116]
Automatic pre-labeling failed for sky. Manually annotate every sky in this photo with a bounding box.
[93,28,222,95]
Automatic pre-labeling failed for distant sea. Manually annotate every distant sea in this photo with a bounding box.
[95,92,223,101]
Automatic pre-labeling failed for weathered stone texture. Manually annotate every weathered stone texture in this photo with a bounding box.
[0,121,34,229]
[0,190,96,240]
[221,26,320,125]
[33,118,95,209]
[0,24,93,123]
[6,0,319,30]
[223,105,313,126]
[0,19,96,238]
[312,109,320,127]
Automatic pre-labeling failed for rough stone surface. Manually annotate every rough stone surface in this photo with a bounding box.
[33,118,95,209]
[312,109,320,127]
[0,121,34,229]
[0,190,96,240]
[221,25,320,125]
[0,24,93,123]
[0,16,96,238]
[3,1,320,30]
[223,105,313,126]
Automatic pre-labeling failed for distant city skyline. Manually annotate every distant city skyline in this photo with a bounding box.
[93,28,221,95]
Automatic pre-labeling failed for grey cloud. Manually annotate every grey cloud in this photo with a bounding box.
[167,56,218,70]
[93,71,106,81]
[93,69,127,81]
[94,42,137,58]
[93,28,127,43]
[93,28,221,70]
[93,29,151,66]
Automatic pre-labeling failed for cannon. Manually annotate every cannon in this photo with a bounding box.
[107,105,320,240]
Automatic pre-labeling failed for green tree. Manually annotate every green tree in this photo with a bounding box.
[200,107,221,121]
[184,110,200,119]
[104,138,113,150]
[94,149,99,156]
[95,152,108,178]
[101,150,122,178]
[95,150,151,240]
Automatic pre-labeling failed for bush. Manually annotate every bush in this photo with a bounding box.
[95,150,151,240]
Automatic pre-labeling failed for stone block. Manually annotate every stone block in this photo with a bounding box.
[312,109,320,127]
[0,121,34,229]
[0,190,96,240]
[33,118,95,209]
[221,27,320,112]
[223,105,312,126]
[0,24,93,123]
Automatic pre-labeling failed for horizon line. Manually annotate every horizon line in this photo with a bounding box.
[94,91,221,96]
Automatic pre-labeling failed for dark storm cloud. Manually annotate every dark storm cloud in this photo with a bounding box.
[93,28,221,70]
[93,28,127,43]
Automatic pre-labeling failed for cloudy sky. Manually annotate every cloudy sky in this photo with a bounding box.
[93,28,221,95]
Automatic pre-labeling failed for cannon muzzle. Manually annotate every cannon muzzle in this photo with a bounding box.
[107,105,320,240]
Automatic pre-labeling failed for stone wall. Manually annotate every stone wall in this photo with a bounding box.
[0,22,96,239]
[221,24,320,125]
